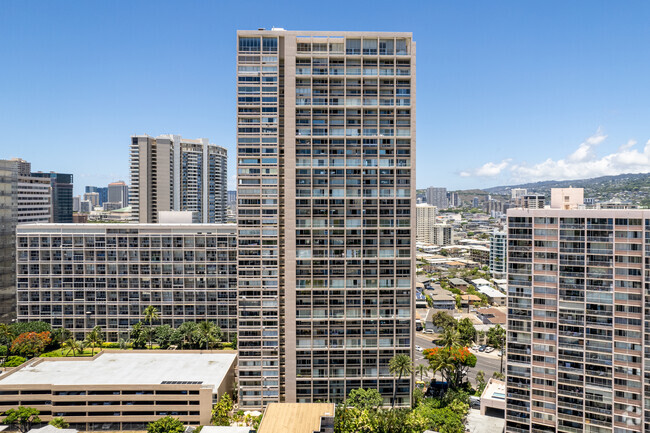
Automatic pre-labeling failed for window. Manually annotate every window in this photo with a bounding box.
[363,39,377,55]
[346,39,361,55]
[239,37,260,52]
[262,37,277,53]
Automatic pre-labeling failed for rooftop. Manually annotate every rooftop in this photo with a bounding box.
[258,403,335,433]
[476,286,506,298]
[471,278,491,287]
[0,352,237,393]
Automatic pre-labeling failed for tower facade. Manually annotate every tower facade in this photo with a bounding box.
[506,208,649,433]
[129,135,227,223]
[236,29,416,409]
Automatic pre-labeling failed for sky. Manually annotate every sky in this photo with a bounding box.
[1,0,650,195]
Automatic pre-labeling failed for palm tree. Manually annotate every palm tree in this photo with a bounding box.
[84,326,104,356]
[0,323,14,346]
[49,417,69,428]
[143,306,160,349]
[389,354,412,408]
[62,338,83,357]
[197,321,222,350]
[415,364,429,382]
[438,327,461,349]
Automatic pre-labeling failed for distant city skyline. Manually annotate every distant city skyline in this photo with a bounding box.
[2,1,650,192]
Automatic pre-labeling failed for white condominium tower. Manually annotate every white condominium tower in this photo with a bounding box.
[236,29,416,409]
[130,134,227,224]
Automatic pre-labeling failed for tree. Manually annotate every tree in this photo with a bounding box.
[389,354,412,408]
[437,327,461,349]
[143,306,160,349]
[129,322,148,349]
[347,388,383,410]
[487,324,506,374]
[2,407,41,433]
[197,321,223,350]
[492,371,505,380]
[474,370,487,395]
[0,324,15,346]
[173,322,198,349]
[456,318,477,346]
[11,332,51,358]
[415,364,429,382]
[424,347,476,389]
[146,416,185,433]
[61,338,83,357]
[84,326,104,356]
[431,311,456,331]
[51,327,71,348]
[211,393,234,426]
[10,321,51,336]
[154,325,174,349]
[49,417,69,428]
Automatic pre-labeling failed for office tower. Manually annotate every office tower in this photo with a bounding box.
[505,193,647,433]
[10,159,51,223]
[426,186,447,209]
[32,172,73,223]
[0,161,17,321]
[84,192,99,208]
[236,29,415,409]
[108,181,129,208]
[86,186,108,205]
[416,203,437,243]
[488,230,506,278]
[472,197,479,208]
[130,135,227,224]
[16,223,237,342]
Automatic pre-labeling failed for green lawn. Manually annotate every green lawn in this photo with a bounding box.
[40,348,97,357]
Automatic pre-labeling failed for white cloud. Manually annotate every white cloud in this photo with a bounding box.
[460,159,510,177]
[460,129,650,184]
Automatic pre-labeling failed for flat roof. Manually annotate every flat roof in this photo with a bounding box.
[258,403,335,433]
[16,223,237,234]
[0,352,236,393]
[476,286,506,298]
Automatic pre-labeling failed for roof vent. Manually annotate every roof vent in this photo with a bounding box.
[258,28,265,31]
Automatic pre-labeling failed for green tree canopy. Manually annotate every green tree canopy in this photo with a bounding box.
[347,388,383,410]
[389,354,412,408]
[146,416,185,433]
[2,407,41,433]
[456,318,477,346]
[49,417,69,428]
[211,393,234,426]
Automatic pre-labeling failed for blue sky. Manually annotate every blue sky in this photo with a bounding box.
[2,0,650,195]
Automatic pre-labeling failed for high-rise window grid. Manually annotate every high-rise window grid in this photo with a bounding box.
[237,30,415,409]
[505,211,648,433]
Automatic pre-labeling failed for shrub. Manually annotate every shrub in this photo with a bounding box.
[4,356,26,367]
[146,416,184,433]
[11,332,51,358]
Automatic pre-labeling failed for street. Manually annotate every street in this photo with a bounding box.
[413,332,503,385]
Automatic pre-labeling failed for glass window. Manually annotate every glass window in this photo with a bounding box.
[363,39,377,55]
[239,37,260,52]
[262,37,277,52]
[379,39,394,55]
[346,39,361,55]
[396,39,408,55]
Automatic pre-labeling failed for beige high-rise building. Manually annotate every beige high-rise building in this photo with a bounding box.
[506,191,649,433]
[416,203,437,242]
[236,29,416,409]
[129,135,227,224]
